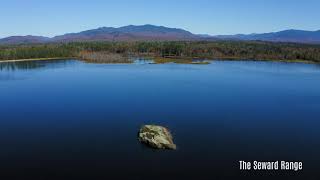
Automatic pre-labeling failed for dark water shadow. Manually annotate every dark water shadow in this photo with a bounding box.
[0,60,77,72]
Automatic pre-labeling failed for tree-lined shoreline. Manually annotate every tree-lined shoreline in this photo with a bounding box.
[1,41,320,63]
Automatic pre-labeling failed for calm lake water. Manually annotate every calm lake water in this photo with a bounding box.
[0,59,320,180]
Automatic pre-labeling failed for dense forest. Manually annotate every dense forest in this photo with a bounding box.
[1,41,320,63]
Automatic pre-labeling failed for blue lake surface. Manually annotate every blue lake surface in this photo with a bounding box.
[0,60,320,179]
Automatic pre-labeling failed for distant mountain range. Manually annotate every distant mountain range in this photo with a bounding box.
[0,35,51,44]
[53,25,198,42]
[215,29,320,44]
[1,25,320,44]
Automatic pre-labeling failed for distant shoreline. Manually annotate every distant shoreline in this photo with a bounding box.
[1,41,319,64]
[0,56,318,64]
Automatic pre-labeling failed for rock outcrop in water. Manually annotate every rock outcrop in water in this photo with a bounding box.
[138,125,176,150]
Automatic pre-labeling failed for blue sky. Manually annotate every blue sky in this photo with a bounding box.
[1,0,320,38]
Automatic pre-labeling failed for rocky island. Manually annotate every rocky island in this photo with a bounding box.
[138,125,176,150]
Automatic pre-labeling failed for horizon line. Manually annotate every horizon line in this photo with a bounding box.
[0,24,320,39]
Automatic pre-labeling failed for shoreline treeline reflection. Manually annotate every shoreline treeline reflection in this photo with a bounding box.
[0,60,72,71]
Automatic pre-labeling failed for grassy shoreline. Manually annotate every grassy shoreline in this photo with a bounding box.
[149,56,319,64]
